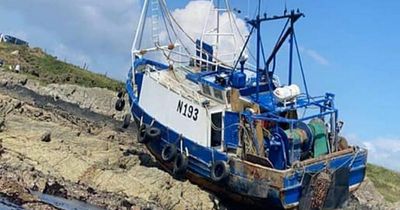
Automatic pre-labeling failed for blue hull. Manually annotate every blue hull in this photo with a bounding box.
[126,77,368,209]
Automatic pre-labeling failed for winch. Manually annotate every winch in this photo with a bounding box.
[265,119,329,169]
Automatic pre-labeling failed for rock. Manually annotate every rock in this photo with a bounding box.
[0,116,5,132]
[40,131,51,142]
[43,181,68,198]
[342,178,393,210]
[0,139,4,155]
[11,50,19,55]
[30,69,40,77]
[14,101,22,109]
[353,178,385,205]
[20,78,28,86]
[1,80,8,86]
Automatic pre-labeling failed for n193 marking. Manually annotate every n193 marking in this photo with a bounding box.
[177,100,199,121]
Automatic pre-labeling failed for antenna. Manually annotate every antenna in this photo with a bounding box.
[284,0,288,15]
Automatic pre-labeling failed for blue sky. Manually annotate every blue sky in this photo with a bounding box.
[0,0,399,171]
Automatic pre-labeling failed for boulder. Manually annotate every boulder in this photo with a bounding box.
[40,131,51,142]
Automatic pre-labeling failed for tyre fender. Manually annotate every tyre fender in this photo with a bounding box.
[115,98,125,111]
[137,124,149,144]
[211,160,230,182]
[122,113,131,129]
[161,144,177,162]
[173,153,189,175]
[146,127,161,142]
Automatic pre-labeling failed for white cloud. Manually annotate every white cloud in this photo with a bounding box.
[0,0,141,79]
[53,43,91,68]
[168,0,249,65]
[0,1,249,78]
[299,46,330,66]
[347,134,400,172]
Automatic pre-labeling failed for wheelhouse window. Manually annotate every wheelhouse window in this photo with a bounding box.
[202,84,211,96]
[213,89,224,101]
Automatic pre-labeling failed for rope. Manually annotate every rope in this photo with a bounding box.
[294,147,362,190]
[294,32,310,99]
[224,0,256,63]
[160,0,237,69]
[159,0,192,55]
[158,0,173,45]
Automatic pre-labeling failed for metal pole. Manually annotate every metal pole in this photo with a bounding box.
[256,0,261,101]
[256,17,261,102]
[288,12,294,85]
[131,0,149,85]
[132,0,149,59]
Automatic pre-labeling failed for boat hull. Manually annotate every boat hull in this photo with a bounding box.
[126,78,368,209]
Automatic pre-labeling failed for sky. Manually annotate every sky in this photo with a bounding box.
[0,0,399,171]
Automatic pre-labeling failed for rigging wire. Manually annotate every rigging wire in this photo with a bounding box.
[225,0,256,63]
[260,36,266,65]
[269,18,289,72]
[140,0,256,71]
[159,1,173,45]
[293,31,310,99]
[159,0,192,55]
[160,0,229,67]
[232,26,255,71]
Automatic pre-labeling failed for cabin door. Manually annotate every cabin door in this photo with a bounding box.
[211,112,223,148]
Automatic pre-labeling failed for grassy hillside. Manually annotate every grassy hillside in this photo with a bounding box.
[367,163,400,203]
[0,42,124,91]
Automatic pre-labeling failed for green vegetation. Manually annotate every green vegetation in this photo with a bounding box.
[367,163,400,203]
[0,42,124,91]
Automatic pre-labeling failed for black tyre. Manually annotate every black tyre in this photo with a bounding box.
[161,144,177,162]
[146,127,161,142]
[137,124,149,144]
[115,98,125,111]
[122,114,131,129]
[173,153,188,175]
[211,160,230,182]
[117,91,124,98]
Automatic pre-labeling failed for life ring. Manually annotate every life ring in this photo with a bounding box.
[122,113,131,129]
[146,127,161,142]
[115,98,125,111]
[173,153,188,176]
[211,160,230,182]
[137,124,149,143]
[161,144,177,162]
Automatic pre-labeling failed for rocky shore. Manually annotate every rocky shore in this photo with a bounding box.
[0,71,398,210]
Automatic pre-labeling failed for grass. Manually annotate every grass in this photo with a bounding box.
[367,163,400,203]
[0,42,124,91]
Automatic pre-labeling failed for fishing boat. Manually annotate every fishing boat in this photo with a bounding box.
[116,0,368,209]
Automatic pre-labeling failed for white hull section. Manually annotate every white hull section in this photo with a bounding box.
[139,73,210,146]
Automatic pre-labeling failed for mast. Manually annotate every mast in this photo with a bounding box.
[200,0,241,69]
[131,0,149,85]
[245,7,303,100]
[255,0,261,101]
[288,11,295,85]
